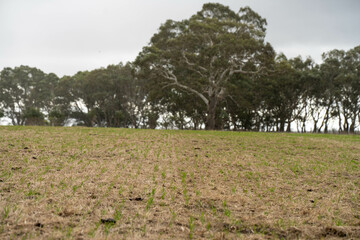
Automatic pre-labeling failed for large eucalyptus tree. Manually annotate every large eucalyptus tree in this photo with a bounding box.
[135,3,274,130]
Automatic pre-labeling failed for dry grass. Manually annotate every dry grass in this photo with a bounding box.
[0,126,359,239]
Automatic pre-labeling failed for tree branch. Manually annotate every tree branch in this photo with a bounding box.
[158,67,209,106]
[228,95,241,109]
[230,66,263,75]
[210,56,217,69]
[182,51,208,73]
[218,68,230,85]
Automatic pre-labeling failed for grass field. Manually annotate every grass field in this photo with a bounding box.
[0,126,359,239]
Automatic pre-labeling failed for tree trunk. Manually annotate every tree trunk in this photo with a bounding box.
[324,123,328,133]
[286,121,291,132]
[350,112,357,133]
[231,116,237,131]
[338,109,342,133]
[206,95,217,130]
[321,101,332,133]
[11,116,16,126]
[279,119,286,132]
[302,119,306,133]
[343,115,349,133]
[350,122,355,133]
[313,120,318,133]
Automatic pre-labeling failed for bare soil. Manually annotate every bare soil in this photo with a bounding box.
[0,126,359,239]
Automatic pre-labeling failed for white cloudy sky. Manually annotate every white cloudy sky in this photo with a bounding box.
[0,0,359,77]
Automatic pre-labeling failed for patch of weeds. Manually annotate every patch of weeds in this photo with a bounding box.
[26,189,40,199]
[137,220,146,236]
[182,188,190,205]
[190,172,194,180]
[337,193,343,203]
[42,165,50,174]
[2,206,10,221]
[113,199,124,221]
[334,218,344,226]
[72,185,79,194]
[0,170,12,180]
[118,186,123,196]
[275,218,285,229]
[210,201,217,215]
[59,180,67,189]
[223,201,231,218]
[189,215,195,239]
[146,188,155,210]
[350,159,359,170]
[169,208,176,226]
[181,171,187,185]
[101,209,107,216]
[107,183,114,193]
[103,221,115,236]
[195,189,201,196]
[88,222,100,238]
[200,212,205,225]
[289,163,304,175]
[20,232,32,239]
[65,224,72,238]
[245,171,259,181]
[206,222,211,231]
[161,186,166,200]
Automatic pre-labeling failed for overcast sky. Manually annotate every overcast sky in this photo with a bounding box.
[0,0,359,77]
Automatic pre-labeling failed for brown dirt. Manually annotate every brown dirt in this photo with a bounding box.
[0,127,359,239]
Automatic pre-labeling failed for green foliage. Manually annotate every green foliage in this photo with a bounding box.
[62,63,146,128]
[0,66,59,125]
[23,107,46,126]
[135,3,275,130]
[48,110,66,126]
[320,46,360,133]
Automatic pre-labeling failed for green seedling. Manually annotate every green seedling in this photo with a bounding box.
[146,188,156,210]
[189,215,195,239]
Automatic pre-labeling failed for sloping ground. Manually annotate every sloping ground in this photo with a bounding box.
[0,126,359,239]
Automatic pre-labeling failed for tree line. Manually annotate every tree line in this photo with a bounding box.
[0,3,359,132]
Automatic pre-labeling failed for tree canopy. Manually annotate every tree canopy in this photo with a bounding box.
[135,3,275,129]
